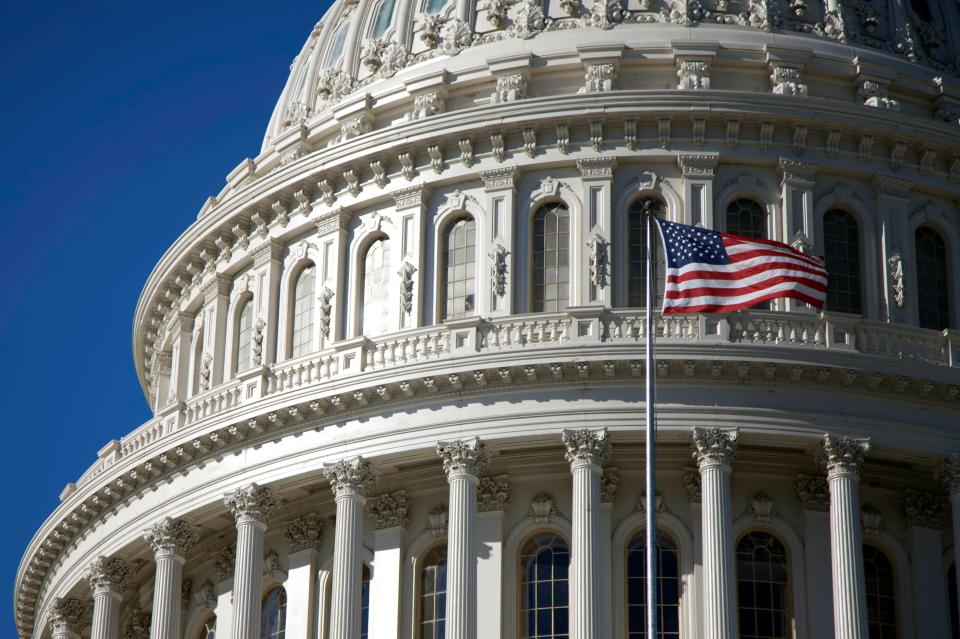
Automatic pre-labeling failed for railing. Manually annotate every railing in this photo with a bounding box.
[184,384,242,424]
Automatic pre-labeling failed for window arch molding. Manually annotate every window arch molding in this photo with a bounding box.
[714,174,777,239]
[862,529,916,638]
[403,529,449,639]
[182,606,218,639]
[503,514,573,639]
[731,515,808,639]
[347,217,398,338]
[611,510,696,639]
[278,243,323,361]
[226,289,255,377]
[432,195,487,322]
[813,186,880,318]
[907,203,960,329]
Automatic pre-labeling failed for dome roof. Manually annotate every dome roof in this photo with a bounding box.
[262,0,960,151]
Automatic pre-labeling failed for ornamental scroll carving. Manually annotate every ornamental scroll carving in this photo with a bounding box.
[796,474,829,511]
[479,475,511,512]
[143,517,199,557]
[199,353,212,392]
[691,427,739,469]
[748,491,775,522]
[490,244,509,298]
[887,253,905,308]
[284,513,324,552]
[398,262,417,314]
[437,437,489,477]
[684,470,702,503]
[901,489,946,529]
[318,287,335,340]
[494,73,527,103]
[562,427,610,468]
[252,318,265,366]
[369,491,411,529]
[322,456,377,497]
[587,234,609,289]
[581,63,617,93]
[123,608,151,639]
[937,453,960,496]
[820,434,870,476]
[601,467,619,504]
[512,0,545,39]
[214,545,236,582]
[530,492,559,523]
[224,483,280,524]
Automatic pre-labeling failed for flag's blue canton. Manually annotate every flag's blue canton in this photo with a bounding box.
[659,219,730,269]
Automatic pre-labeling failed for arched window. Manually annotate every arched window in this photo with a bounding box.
[948,562,959,639]
[424,0,448,13]
[361,237,391,337]
[737,532,789,639]
[726,198,766,239]
[371,0,397,38]
[199,617,216,639]
[260,587,287,639]
[520,532,569,638]
[235,299,253,374]
[863,544,896,638]
[291,265,315,357]
[441,217,477,320]
[626,197,666,308]
[420,545,448,639]
[822,209,862,314]
[361,564,372,639]
[327,25,349,68]
[915,226,950,330]
[626,529,680,638]
[532,203,570,313]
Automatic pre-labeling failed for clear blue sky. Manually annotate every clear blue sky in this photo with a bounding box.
[0,1,324,630]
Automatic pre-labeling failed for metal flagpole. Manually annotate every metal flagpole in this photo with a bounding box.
[644,201,658,639]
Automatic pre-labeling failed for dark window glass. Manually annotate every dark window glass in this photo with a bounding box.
[441,217,477,320]
[532,204,570,313]
[948,563,959,639]
[520,532,569,639]
[863,544,897,638]
[911,0,933,21]
[726,198,766,239]
[421,545,447,639]
[915,226,950,330]
[737,532,789,639]
[361,564,371,639]
[626,530,680,639]
[822,210,862,314]
[627,197,666,308]
[260,587,287,639]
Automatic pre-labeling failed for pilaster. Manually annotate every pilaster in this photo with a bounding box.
[901,489,950,637]
[477,475,509,639]
[678,154,719,229]
[796,474,834,638]
[940,454,960,637]
[576,157,616,307]
[316,208,351,345]
[250,239,284,365]
[142,517,199,639]
[368,492,410,639]
[392,185,430,330]
[203,274,231,386]
[284,514,324,639]
[480,166,518,316]
[871,174,914,323]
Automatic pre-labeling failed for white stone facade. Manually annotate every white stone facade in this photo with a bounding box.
[15,0,960,638]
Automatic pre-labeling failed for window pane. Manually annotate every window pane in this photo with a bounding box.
[915,226,951,330]
[260,587,287,639]
[361,565,371,639]
[864,544,897,639]
[291,265,315,358]
[823,210,862,314]
[441,218,477,320]
[520,532,569,638]
[532,204,570,313]
[626,530,680,639]
[371,0,397,38]
[421,545,448,638]
[626,198,667,308]
[361,238,391,337]
[736,532,789,639]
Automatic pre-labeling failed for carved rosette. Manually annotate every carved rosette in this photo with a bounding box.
[437,437,488,479]
[85,556,132,595]
[937,453,960,496]
[478,475,511,512]
[224,483,280,525]
[901,489,946,529]
[142,517,199,559]
[48,597,86,636]
[796,474,830,512]
[322,456,377,499]
[284,513,324,552]
[820,434,870,478]
[562,428,610,470]
[691,427,739,470]
[369,491,411,530]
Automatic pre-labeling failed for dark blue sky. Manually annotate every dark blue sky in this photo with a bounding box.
[0,1,323,629]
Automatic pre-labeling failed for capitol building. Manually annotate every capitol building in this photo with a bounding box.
[15,0,960,636]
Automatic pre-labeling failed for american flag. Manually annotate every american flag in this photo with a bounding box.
[656,219,828,314]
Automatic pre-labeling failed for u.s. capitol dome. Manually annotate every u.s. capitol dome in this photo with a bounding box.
[15,0,960,638]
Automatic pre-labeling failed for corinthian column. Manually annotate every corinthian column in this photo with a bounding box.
[225,484,280,639]
[48,597,86,639]
[691,427,738,639]
[820,434,870,639]
[940,454,960,633]
[323,456,377,639]
[437,437,488,639]
[561,428,608,639]
[142,517,198,639]
[85,556,131,639]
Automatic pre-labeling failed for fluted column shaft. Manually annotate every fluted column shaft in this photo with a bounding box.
[324,457,377,639]
[86,556,131,639]
[822,435,870,639]
[225,484,280,639]
[562,429,608,639]
[438,438,487,639]
[143,518,198,639]
[692,427,738,639]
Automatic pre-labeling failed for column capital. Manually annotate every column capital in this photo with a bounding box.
[85,556,132,596]
[323,456,377,498]
[796,474,830,512]
[48,597,85,637]
[369,491,411,530]
[691,426,738,470]
[143,517,198,559]
[820,434,870,477]
[936,453,960,496]
[901,489,947,529]
[284,513,324,552]
[562,428,609,470]
[437,437,488,479]
[478,475,511,512]
[224,483,280,525]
